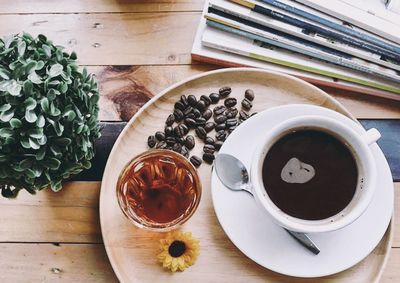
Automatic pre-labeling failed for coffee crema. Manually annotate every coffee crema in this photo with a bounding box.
[262,129,358,220]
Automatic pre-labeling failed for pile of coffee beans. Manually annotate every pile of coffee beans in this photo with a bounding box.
[147,87,256,167]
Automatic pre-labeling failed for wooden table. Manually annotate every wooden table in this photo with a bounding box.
[0,1,399,282]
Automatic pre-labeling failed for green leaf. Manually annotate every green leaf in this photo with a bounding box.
[24,97,37,110]
[25,109,37,123]
[47,88,58,100]
[38,135,47,145]
[43,158,60,170]
[0,128,13,138]
[17,40,26,57]
[49,103,61,116]
[0,109,14,122]
[36,114,45,127]
[35,146,46,160]
[0,103,11,112]
[54,137,71,147]
[36,60,45,70]
[29,137,40,150]
[0,80,21,96]
[9,118,22,128]
[90,94,99,104]
[49,63,63,78]
[19,158,33,169]
[0,154,7,162]
[50,144,61,157]
[50,181,62,192]
[28,71,42,84]
[20,138,30,149]
[59,82,68,94]
[40,98,49,113]
[63,110,76,121]
[70,51,77,60]
[27,128,43,139]
[2,35,14,49]
[42,44,51,58]
[0,68,10,80]
[23,80,33,95]
[25,60,37,74]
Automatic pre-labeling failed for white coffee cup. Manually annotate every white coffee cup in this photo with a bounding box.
[250,115,381,233]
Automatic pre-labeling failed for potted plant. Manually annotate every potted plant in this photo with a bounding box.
[0,33,100,197]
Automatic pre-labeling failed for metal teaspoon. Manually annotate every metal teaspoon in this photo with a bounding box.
[214,153,320,255]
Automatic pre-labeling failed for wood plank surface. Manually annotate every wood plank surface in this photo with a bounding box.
[0,243,397,283]
[0,0,203,14]
[0,243,118,282]
[0,13,200,65]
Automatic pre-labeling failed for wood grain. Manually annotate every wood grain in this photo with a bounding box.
[0,13,200,65]
[0,0,203,14]
[100,69,393,282]
[85,66,400,121]
[0,243,118,282]
[0,183,102,243]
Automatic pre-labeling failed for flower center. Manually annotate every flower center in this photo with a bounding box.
[168,240,186,257]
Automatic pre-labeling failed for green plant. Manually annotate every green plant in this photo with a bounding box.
[0,33,100,197]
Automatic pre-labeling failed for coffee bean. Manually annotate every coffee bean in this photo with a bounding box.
[165,114,175,126]
[216,130,226,141]
[190,155,202,167]
[196,117,206,127]
[185,112,196,119]
[188,95,197,107]
[180,95,188,106]
[196,100,207,112]
[241,98,252,110]
[147,135,156,148]
[183,106,193,116]
[195,127,207,140]
[156,141,168,149]
[164,126,173,136]
[214,114,227,124]
[219,86,231,98]
[181,146,189,158]
[227,125,237,132]
[173,109,184,121]
[226,118,237,127]
[245,89,255,101]
[166,137,176,146]
[192,108,201,118]
[203,152,215,164]
[214,141,223,150]
[174,101,185,111]
[175,137,184,144]
[209,92,220,104]
[239,110,249,120]
[202,109,212,121]
[205,136,215,145]
[225,107,238,119]
[172,143,182,153]
[200,95,211,106]
[213,105,226,116]
[204,122,216,132]
[224,97,237,108]
[184,118,197,128]
[155,131,165,141]
[215,123,226,131]
[203,144,215,154]
[184,135,195,149]
[174,124,189,137]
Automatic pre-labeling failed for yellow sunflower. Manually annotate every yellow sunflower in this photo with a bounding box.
[157,231,200,272]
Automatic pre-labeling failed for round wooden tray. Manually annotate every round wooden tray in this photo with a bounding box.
[100,68,393,283]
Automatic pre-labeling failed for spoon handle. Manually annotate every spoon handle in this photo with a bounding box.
[285,230,320,255]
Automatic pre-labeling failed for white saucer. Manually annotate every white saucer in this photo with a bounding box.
[211,104,394,278]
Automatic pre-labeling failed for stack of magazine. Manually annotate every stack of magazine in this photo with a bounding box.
[191,0,400,100]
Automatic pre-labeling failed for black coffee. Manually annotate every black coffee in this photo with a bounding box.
[262,129,358,220]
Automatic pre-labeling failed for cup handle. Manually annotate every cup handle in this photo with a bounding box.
[361,128,381,145]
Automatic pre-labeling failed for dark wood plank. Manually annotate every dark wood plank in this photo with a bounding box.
[74,120,400,181]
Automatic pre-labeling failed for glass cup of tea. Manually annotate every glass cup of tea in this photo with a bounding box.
[116,149,202,231]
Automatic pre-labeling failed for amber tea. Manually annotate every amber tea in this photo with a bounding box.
[117,149,201,231]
